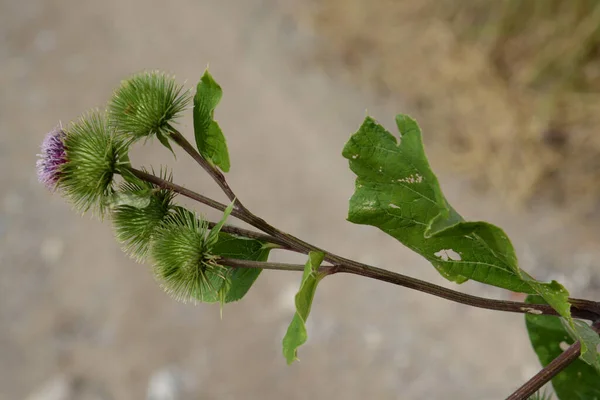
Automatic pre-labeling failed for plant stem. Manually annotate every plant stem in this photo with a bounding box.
[128,167,317,253]
[220,258,307,272]
[165,124,600,318]
[217,258,599,321]
[129,168,232,215]
[126,168,600,321]
[506,341,581,400]
[169,129,238,203]
[167,130,318,254]
[507,320,600,400]
[335,263,590,319]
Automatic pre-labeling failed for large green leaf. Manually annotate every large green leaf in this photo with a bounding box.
[282,252,325,364]
[193,69,230,172]
[525,296,600,399]
[342,114,585,351]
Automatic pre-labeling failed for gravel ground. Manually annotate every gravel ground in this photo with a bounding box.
[1,0,598,399]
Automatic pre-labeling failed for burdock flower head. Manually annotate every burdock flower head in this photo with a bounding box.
[108,71,191,144]
[151,203,234,304]
[36,126,67,190]
[37,111,131,217]
[112,170,177,262]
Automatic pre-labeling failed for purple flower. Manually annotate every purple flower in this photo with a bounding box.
[36,126,67,191]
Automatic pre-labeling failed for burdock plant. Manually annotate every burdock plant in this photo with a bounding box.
[37,68,600,399]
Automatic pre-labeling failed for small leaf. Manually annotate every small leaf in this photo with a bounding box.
[156,130,176,157]
[282,251,325,364]
[525,296,600,399]
[193,69,230,172]
[205,233,273,303]
[342,114,576,336]
[214,234,272,303]
[206,200,235,247]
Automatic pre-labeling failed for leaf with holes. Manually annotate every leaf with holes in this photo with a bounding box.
[342,114,584,352]
[525,296,600,399]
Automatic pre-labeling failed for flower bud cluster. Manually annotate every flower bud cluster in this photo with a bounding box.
[37,71,228,304]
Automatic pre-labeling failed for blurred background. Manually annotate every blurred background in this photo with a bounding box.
[1,0,599,398]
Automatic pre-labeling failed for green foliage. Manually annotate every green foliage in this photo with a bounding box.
[342,115,580,331]
[38,66,600,397]
[562,320,600,373]
[282,252,325,364]
[112,171,176,261]
[210,233,272,303]
[60,111,130,217]
[108,70,191,146]
[525,296,600,399]
[193,69,230,172]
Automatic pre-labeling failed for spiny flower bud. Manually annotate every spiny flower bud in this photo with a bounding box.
[150,202,234,304]
[45,111,130,217]
[36,126,67,190]
[112,171,176,262]
[151,207,228,304]
[108,71,191,142]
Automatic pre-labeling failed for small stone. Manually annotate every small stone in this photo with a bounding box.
[25,375,73,400]
[146,367,183,400]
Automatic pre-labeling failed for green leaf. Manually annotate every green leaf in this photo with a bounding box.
[525,296,600,399]
[561,319,600,373]
[213,233,272,303]
[342,114,575,333]
[206,201,235,248]
[156,130,176,157]
[193,69,230,172]
[282,251,325,364]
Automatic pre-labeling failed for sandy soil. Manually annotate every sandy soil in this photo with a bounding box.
[1,0,598,399]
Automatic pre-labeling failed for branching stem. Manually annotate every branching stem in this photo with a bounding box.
[130,131,600,399]
[169,129,238,203]
[128,166,600,321]
[217,258,600,320]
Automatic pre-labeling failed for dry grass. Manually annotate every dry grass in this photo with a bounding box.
[282,0,600,219]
